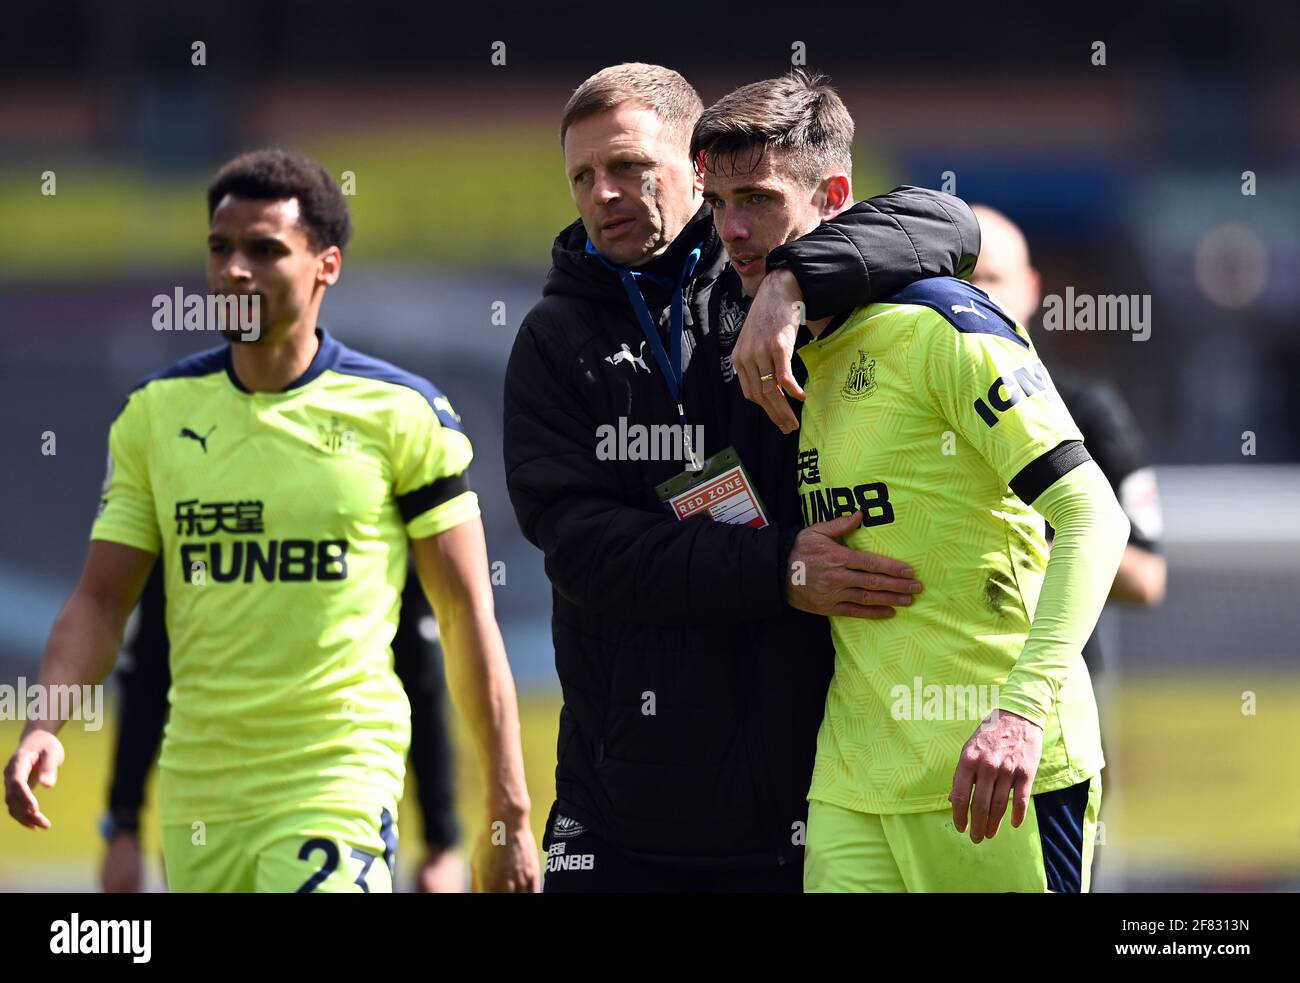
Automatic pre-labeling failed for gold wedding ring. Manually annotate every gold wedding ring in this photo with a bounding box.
[759,373,775,383]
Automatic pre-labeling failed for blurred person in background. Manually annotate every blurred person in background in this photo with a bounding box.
[99,564,466,893]
[969,206,1166,886]
[969,205,1166,672]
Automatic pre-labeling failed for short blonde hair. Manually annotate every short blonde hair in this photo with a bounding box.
[560,63,703,147]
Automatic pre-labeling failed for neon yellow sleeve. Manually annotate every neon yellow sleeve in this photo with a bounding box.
[392,391,480,539]
[90,390,161,554]
[911,311,1083,487]
[998,459,1129,725]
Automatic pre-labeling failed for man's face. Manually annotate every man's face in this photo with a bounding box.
[969,210,1040,327]
[206,196,339,343]
[564,102,702,267]
[701,148,837,297]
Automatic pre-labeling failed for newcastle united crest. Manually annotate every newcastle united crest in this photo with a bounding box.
[840,351,878,402]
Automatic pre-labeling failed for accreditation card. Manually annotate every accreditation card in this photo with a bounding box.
[653,446,769,529]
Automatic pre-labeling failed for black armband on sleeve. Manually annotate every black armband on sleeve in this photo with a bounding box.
[397,472,471,523]
[1010,440,1092,505]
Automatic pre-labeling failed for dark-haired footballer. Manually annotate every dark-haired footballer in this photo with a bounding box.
[99,563,468,893]
[4,149,538,893]
[698,73,1128,892]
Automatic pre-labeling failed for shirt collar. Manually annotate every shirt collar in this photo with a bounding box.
[224,327,341,394]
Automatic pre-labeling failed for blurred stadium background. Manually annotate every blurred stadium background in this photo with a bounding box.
[1,3,1297,891]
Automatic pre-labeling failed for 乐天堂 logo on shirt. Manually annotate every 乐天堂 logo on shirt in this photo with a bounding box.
[175,499,265,537]
[839,351,877,402]
[172,499,349,584]
[605,341,650,373]
[797,449,821,486]
[179,425,216,453]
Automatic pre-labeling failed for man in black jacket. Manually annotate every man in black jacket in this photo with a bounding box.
[504,63,979,891]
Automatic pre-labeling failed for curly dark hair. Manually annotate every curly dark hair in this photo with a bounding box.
[206,148,353,252]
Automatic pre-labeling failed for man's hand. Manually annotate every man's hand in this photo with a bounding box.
[6,541,152,832]
[786,511,922,619]
[101,831,143,893]
[4,730,65,829]
[733,268,807,434]
[949,710,1044,844]
[471,820,540,893]
[415,846,466,893]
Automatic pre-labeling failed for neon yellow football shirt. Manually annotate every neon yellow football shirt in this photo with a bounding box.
[796,278,1103,815]
[91,328,479,827]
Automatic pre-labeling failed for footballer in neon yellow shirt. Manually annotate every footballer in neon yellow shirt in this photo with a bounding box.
[696,71,1129,891]
[3,150,539,893]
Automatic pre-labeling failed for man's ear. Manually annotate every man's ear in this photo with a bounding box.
[1027,266,1042,314]
[318,245,343,287]
[821,174,852,218]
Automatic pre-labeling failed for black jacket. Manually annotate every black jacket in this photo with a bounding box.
[504,187,979,868]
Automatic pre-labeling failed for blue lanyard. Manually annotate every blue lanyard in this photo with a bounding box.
[586,238,702,428]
